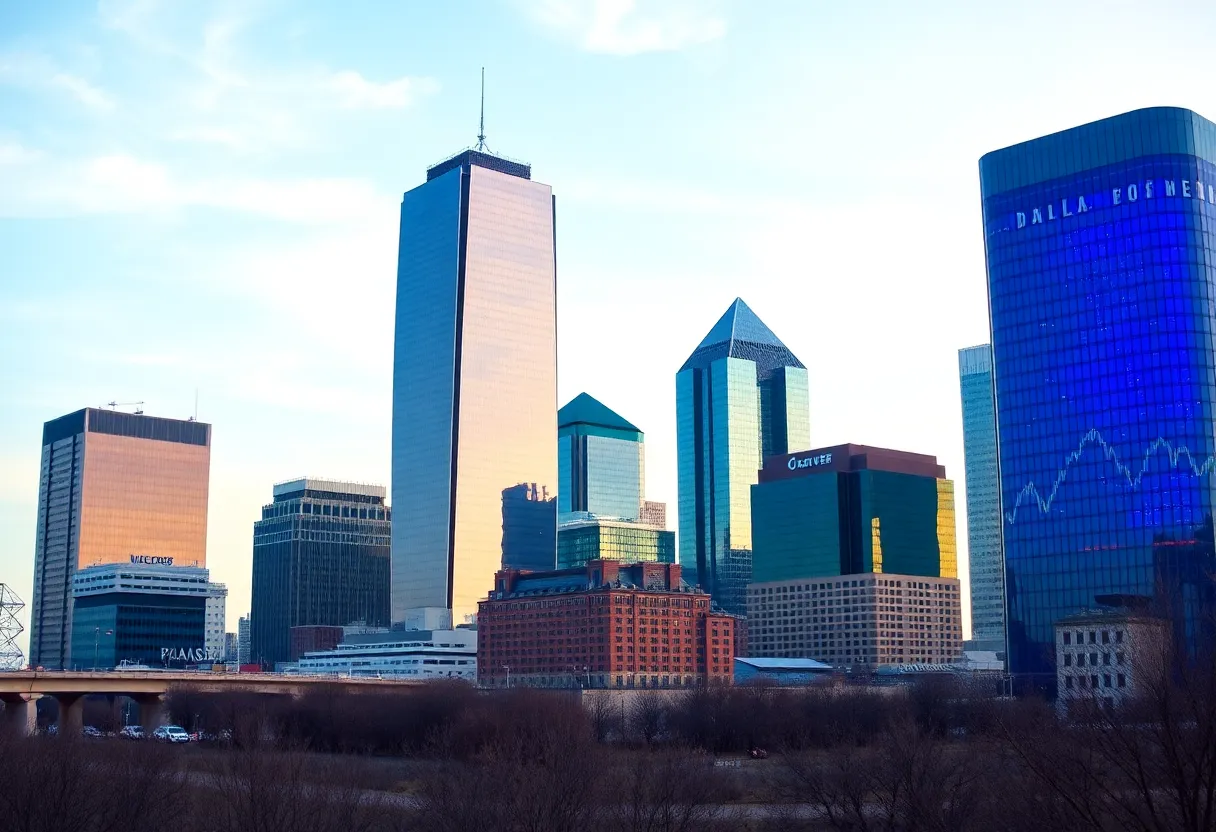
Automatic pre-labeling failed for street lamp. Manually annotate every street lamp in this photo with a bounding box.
[92,628,114,671]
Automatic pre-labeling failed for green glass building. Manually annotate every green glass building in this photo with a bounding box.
[750,444,957,583]
[558,393,644,521]
[557,515,676,569]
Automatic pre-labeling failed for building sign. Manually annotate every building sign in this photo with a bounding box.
[130,554,174,566]
[1012,177,1216,231]
[161,647,218,663]
[760,445,850,483]
[788,452,833,471]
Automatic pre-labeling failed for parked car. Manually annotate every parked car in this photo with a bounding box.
[120,725,145,740]
[152,725,190,743]
[82,726,103,738]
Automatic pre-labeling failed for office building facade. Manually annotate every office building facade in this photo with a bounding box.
[1054,606,1169,715]
[478,560,735,689]
[958,344,1006,654]
[392,149,557,626]
[250,479,391,668]
[558,393,644,521]
[204,581,227,664]
[237,615,250,665]
[676,298,809,617]
[747,444,962,666]
[70,562,221,669]
[282,628,477,682]
[30,408,210,669]
[981,107,1216,678]
[557,514,676,569]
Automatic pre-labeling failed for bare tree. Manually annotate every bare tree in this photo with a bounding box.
[608,750,736,832]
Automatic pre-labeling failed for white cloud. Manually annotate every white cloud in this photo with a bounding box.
[0,150,395,224]
[528,0,726,55]
[0,142,41,165]
[49,72,116,111]
[324,70,438,109]
[0,54,115,112]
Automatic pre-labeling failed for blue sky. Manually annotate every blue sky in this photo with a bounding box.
[3,0,1215,647]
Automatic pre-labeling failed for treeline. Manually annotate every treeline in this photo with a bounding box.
[2,663,1214,832]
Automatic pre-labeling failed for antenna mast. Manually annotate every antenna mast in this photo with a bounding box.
[476,67,489,152]
[0,584,26,670]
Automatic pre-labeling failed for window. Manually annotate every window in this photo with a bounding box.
[1077,654,1085,667]
[1117,674,1126,688]
[1064,654,1072,667]
[1103,674,1111,688]
[1065,676,1074,690]
[1063,632,1071,645]
[1089,631,1096,644]
[1116,631,1124,644]
[1102,630,1110,644]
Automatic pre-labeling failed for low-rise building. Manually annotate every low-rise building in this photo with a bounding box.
[478,560,734,689]
[281,628,476,681]
[1054,606,1170,713]
[734,656,834,686]
[71,562,226,669]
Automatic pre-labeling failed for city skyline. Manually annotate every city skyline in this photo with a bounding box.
[8,3,1216,643]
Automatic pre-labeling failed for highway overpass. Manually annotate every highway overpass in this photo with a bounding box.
[0,670,422,736]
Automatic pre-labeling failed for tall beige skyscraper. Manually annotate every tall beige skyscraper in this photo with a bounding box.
[391,149,557,627]
[30,408,211,669]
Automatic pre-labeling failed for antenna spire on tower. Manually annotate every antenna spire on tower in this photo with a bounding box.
[476,67,489,152]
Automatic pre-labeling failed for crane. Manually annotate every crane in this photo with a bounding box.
[106,400,145,415]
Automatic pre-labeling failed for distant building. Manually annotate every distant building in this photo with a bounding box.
[70,562,223,669]
[558,393,644,521]
[204,581,227,666]
[734,656,834,686]
[958,344,1005,656]
[748,444,963,667]
[237,615,250,665]
[677,298,810,618]
[224,631,238,663]
[1055,605,1170,714]
[289,625,344,662]
[557,514,675,569]
[500,482,556,572]
[639,501,667,530]
[30,407,211,670]
[250,478,391,668]
[478,560,735,689]
[391,148,557,628]
[282,628,477,682]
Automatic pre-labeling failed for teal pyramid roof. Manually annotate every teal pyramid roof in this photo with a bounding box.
[558,393,640,433]
[679,298,804,376]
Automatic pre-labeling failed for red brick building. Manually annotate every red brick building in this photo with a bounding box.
[478,560,735,688]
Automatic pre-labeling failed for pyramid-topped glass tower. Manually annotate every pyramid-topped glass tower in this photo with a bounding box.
[558,393,644,521]
[676,298,809,618]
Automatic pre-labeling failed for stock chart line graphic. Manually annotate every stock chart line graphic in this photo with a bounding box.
[1005,429,1216,524]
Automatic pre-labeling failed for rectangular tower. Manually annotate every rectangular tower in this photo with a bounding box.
[391,149,557,626]
[981,107,1216,678]
[958,344,1006,655]
[250,478,391,668]
[676,298,809,618]
[30,408,210,670]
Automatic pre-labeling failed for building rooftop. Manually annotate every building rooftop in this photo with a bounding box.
[760,443,946,483]
[272,478,387,500]
[425,148,531,182]
[679,298,804,377]
[558,393,641,435]
[734,657,833,672]
[43,407,210,448]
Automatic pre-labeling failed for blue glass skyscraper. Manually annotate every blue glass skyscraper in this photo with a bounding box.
[958,344,1005,655]
[981,107,1216,678]
[676,298,809,617]
[558,393,644,521]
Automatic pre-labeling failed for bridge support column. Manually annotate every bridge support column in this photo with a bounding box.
[135,694,165,733]
[57,694,84,737]
[1,694,40,736]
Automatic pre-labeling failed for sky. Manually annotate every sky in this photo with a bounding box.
[3,0,1216,652]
